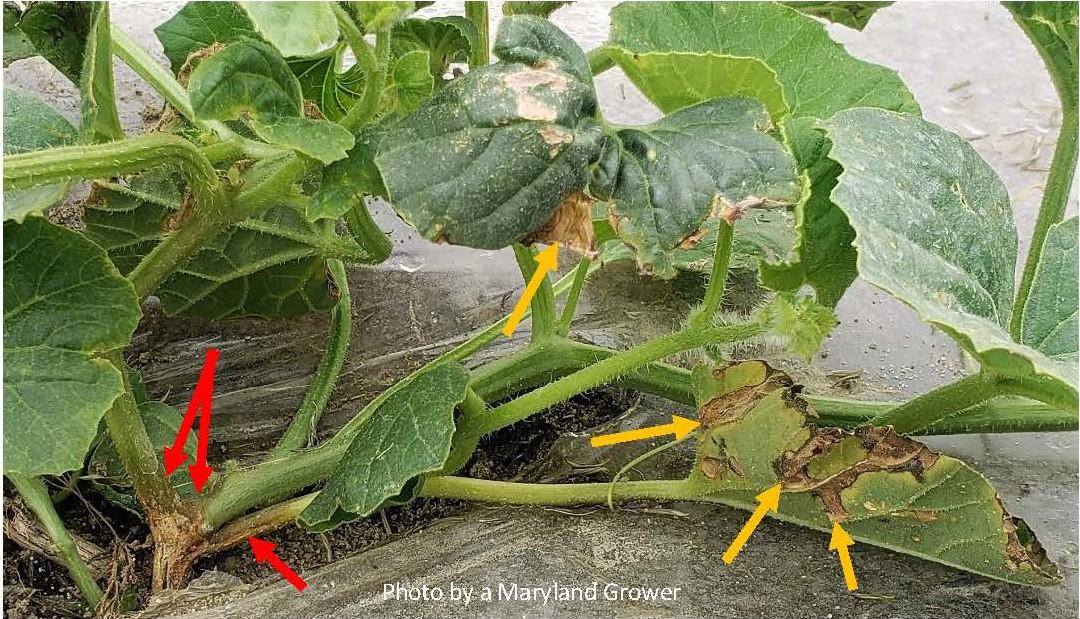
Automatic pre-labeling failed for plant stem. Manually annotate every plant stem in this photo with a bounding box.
[512,243,557,341]
[7,472,103,612]
[109,27,201,130]
[101,351,181,517]
[689,220,734,329]
[809,394,1077,433]
[421,475,696,506]
[868,373,1006,434]
[587,48,615,76]
[4,134,225,215]
[343,200,393,264]
[469,322,765,436]
[201,494,316,556]
[334,4,386,133]
[270,260,353,457]
[556,257,591,336]
[465,2,490,66]
[1011,106,1078,339]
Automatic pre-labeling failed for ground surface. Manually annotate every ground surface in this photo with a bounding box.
[3,2,1078,619]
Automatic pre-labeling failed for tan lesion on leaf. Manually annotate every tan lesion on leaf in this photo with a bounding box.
[1000,503,1058,578]
[502,68,569,122]
[524,190,596,256]
[698,361,793,429]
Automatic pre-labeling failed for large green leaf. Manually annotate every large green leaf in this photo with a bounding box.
[3,89,78,222]
[239,1,339,58]
[299,362,470,531]
[391,16,476,78]
[4,218,141,476]
[604,2,919,303]
[1005,2,1078,111]
[686,361,1059,585]
[589,97,798,278]
[188,39,303,120]
[154,1,261,74]
[82,169,363,318]
[781,1,893,30]
[823,108,1077,406]
[374,15,602,249]
[1020,217,1078,362]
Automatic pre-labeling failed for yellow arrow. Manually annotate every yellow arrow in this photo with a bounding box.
[829,522,859,591]
[502,243,559,337]
[590,415,700,448]
[721,483,781,564]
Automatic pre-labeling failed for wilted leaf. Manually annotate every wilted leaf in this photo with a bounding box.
[781,1,893,30]
[589,97,798,278]
[604,2,919,303]
[686,360,1059,586]
[374,15,601,249]
[188,39,303,121]
[1020,217,1078,361]
[249,116,354,164]
[239,1,339,58]
[823,108,1077,407]
[3,89,77,221]
[391,16,476,78]
[299,362,470,531]
[4,218,141,475]
[155,1,261,74]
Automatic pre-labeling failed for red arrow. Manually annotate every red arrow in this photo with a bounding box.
[163,348,220,493]
[248,537,307,591]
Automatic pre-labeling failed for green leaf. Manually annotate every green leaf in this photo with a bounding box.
[590,97,798,278]
[188,39,303,121]
[822,108,1077,406]
[604,2,919,303]
[781,1,893,30]
[374,15,602,249]
[309,125,386,221]
[79,2,123,142]
[299,362,470,531]
[382,49,434,114]
[288,45,365,121]
[249,116,355,164]
[348,1,421,33]
[239,1,339,58]
[3,89,78,222]
[83,170,362,318]
[14,1,91,82]
[1005,2,1078,111]
[154,1,261,74]
[761,292,837,360]
[391,16,476,78]
[687,361,1059,586]
[4,218,141,475]
[4,2,37,65]
[1020,217,1078,361]
[502,2,570,17]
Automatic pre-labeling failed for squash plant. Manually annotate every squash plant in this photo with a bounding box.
[3,1,1077,613]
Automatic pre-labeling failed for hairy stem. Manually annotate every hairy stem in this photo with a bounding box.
[343,200,393,264]
[7,472,103,612]
[689,219,734,329]
[868,373,1006,434]
[334,4,386,133]
[556,257,591,337]
[465,2,490,66]
[201,494,316,556]
[109,27,201,131]
[587,48,615,75]
[512,243,557,341]
[421,475,695,506]
[270,260,352,457]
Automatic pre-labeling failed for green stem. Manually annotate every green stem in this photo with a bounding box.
[421,475,695,506]
[270,260,353,457]
[556,257,591,337]
[1011,106,1078,339]
[334,4,386,133]
[343,199,393,264]
[587,47,614,76]
[4,134,225,215]
[469,321,765,436]
[689,219,734,329]
[512,243,557,341]
[868,373,1005,434]
[110,27,205,131]
[465,2,490,66]
[7,472,103,611]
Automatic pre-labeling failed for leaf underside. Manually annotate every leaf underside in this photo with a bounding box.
[687,360,1059,586]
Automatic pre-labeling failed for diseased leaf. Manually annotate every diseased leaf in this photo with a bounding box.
[4,2,37,66]
[604,2,919,303]
[687,361,1059,586]
[83,170,363,318]
[3,89,78,222]
[154,1,261,74]
[188,40,303,121]
[1005,2,1078,111]
[299,362,470,531]
[374,15,601,249]
[382,49,434,114]
[589,97,798,278]
[391,16,476,78]
[288,45,365,122]
[4,218,141,476]
[781,1,893,30]
[239,1,338,58]
[1020,217,1078,362]
[823,108,1077,406]
[249,116,355,164]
